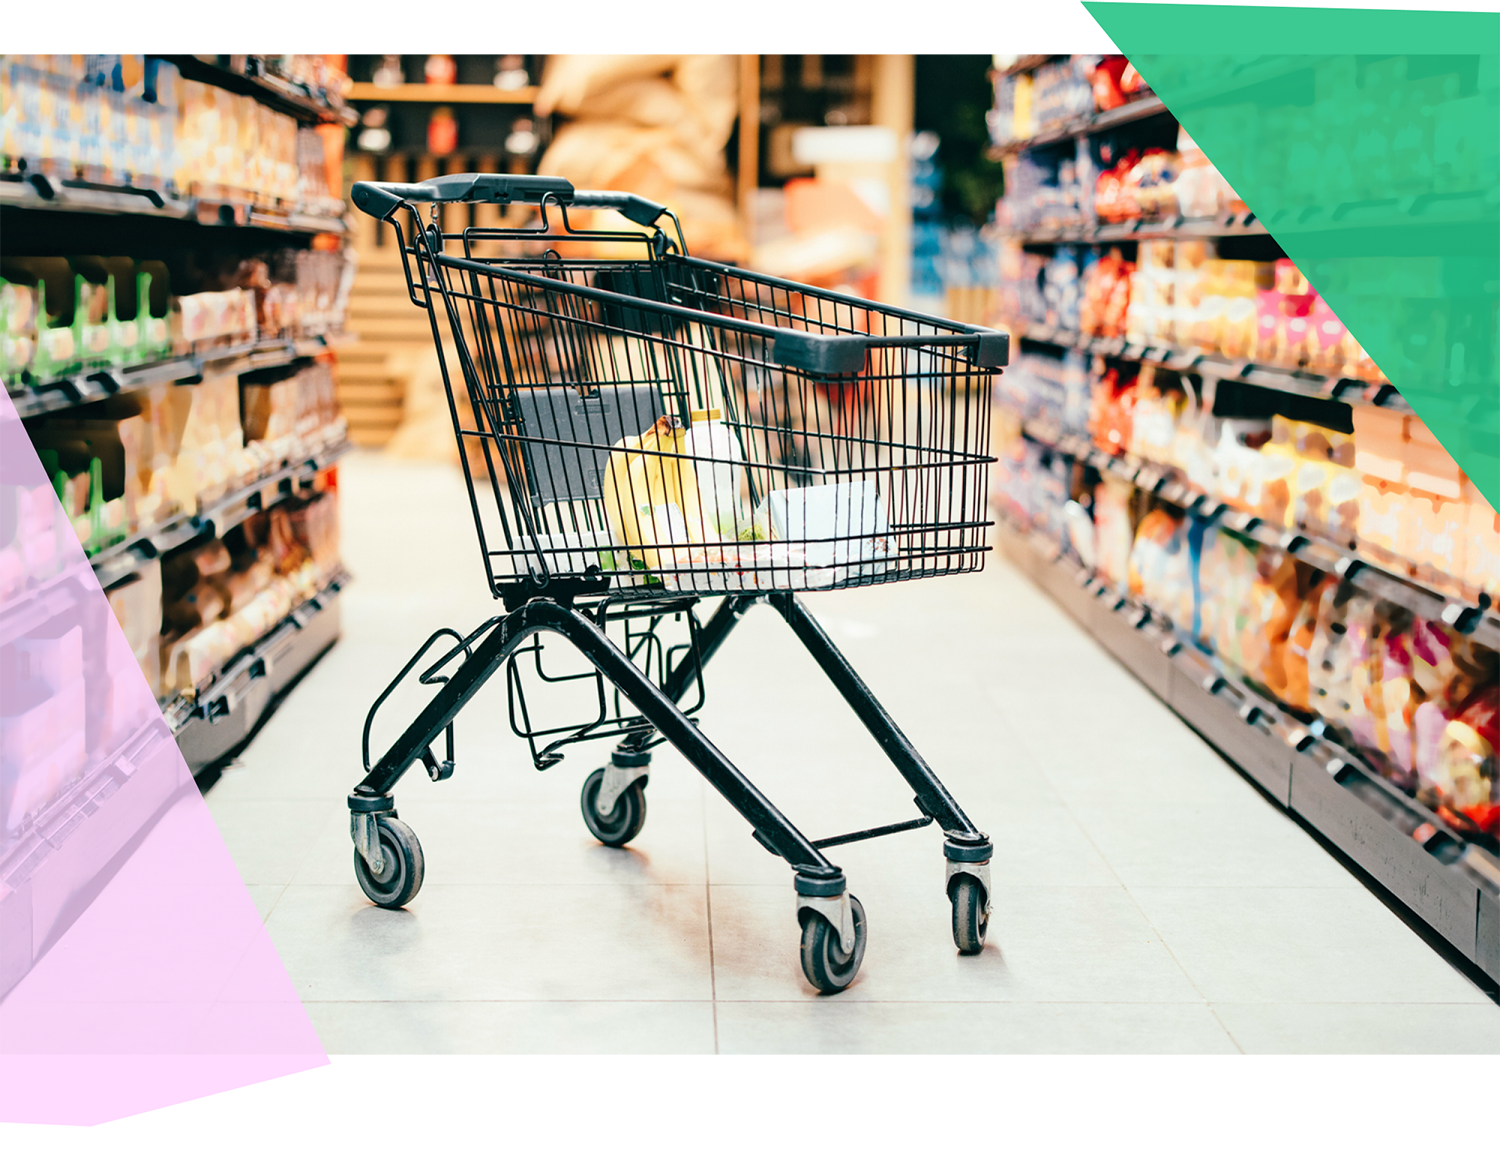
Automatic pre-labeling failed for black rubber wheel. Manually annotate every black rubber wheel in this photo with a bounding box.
[799,895,867,994]
[950,874,989,955]
[354,817,424,909]
[581,767,647,847]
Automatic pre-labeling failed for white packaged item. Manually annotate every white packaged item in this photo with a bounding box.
[662,541,837,593]
[767,480,894,572]
[513,528,615,578]
[12,619,83,694]
[683,409,744,537]
[0,677,86,776]
[1,728,86,834]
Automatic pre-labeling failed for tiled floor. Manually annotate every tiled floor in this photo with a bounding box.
[198,451,1500,1053]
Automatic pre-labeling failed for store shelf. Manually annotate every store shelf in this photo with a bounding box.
[997,520,1500,982]
[1015,416,1500,650]
[1007,211,1267,245]
[1011,318,1404,414]
[169,570,348,772]
[0,172,347,236]
[1258,189,1499,243]
[90,440,352,591]
[993,55,1060,80]
[9,334,346,420]
[0,561,94,647]
[165,55,358,127]
[346,82,538,105]
[0,714,184,999]
[989,94,1169,156]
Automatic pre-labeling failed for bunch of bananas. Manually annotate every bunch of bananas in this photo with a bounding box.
[602,416,708,571]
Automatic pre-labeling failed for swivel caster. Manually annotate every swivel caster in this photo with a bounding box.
[949,874,989,955]
[353,816,425,908]
[798,894,867,994]
[581,763,647,847]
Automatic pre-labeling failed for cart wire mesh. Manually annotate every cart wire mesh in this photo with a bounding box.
[391,200,1005,603]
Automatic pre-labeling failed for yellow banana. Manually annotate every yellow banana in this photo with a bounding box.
[601,431,646,561]
[628,417,675,570]
[665,423,707,553]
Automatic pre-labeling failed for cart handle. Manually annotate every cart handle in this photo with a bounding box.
[350,173,668,227]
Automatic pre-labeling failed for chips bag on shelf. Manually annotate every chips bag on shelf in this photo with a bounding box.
[1281,576,1331,711]
[1436,686,1499,831]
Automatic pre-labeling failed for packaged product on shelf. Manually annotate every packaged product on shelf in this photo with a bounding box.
[1281,576,1331,711]
[0,279,40,383]
[1125,240,1173,345]
[1240,545,1302,695]
[1462,487,1500,602]
[1079,247,1132,338]
[1308,582,1360,728]
[1338,602,1419,781]
[1127,507,1193,630]
[1092,472,1136,587]
[1088,362,1136,456]
[1194,525,1257,665]
[1248,426,1297,526]
[1357,474,1409,567]
[1402,489,1468,588]
[0,471,67,591]
[284,492,340,581]
[104,561,162,697]
[1421,685,1499,833]
[1169,240,1214,352]
[1124,365,1182,465]
[1211,417,1272,513]
[0,613,87,833]
[1282,417,1361,545]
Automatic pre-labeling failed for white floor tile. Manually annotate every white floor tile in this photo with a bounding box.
[188,452,1500,1054]
[1131,887,1491,1005]
[717,1000,1238,1054]
[1212,1002,1500,1054]
[305,1000,715,1054]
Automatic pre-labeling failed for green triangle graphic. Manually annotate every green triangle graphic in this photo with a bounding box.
[1128,52,1500,512]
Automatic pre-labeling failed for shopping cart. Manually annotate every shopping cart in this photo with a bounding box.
[346,173,1008,993]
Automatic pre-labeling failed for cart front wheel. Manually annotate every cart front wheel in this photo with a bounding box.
[950,874,988,955]
[581,767,647,847]
[354,817,424,909]
[800,896,867,994]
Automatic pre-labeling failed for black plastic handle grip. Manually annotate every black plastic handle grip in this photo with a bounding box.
[350,172,667,226]
[571,189,669,226]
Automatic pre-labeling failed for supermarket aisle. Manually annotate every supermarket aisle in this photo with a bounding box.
[201,451,1500,1054]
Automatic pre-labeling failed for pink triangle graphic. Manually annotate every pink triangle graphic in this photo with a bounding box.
[0,390,327,1125]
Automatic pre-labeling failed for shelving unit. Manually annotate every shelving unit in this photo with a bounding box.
[165,55,358,127]
[1014,319,1405,414]
[1016,415,1500,648]
[999,519,1500,984]
[990,50,1500,995]
[346,83,537,105]
[0,55,358,999]
[990,93,1169,157]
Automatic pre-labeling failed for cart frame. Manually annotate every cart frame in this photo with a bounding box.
[345,173,1006,992]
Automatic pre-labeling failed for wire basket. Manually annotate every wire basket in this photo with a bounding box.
[365,175,1008,604]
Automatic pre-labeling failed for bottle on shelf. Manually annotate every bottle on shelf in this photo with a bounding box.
[493,55,529,91]
[427,106,458,157]
[371,55,404,89]
[504,116,539,163]
[424,55,457,87]
[357,106,392,154]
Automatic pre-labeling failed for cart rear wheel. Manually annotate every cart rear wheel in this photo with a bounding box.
[354,817,424,909]
[799,896,866,994]
[581,767,647,847]
[950,874,988,955]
